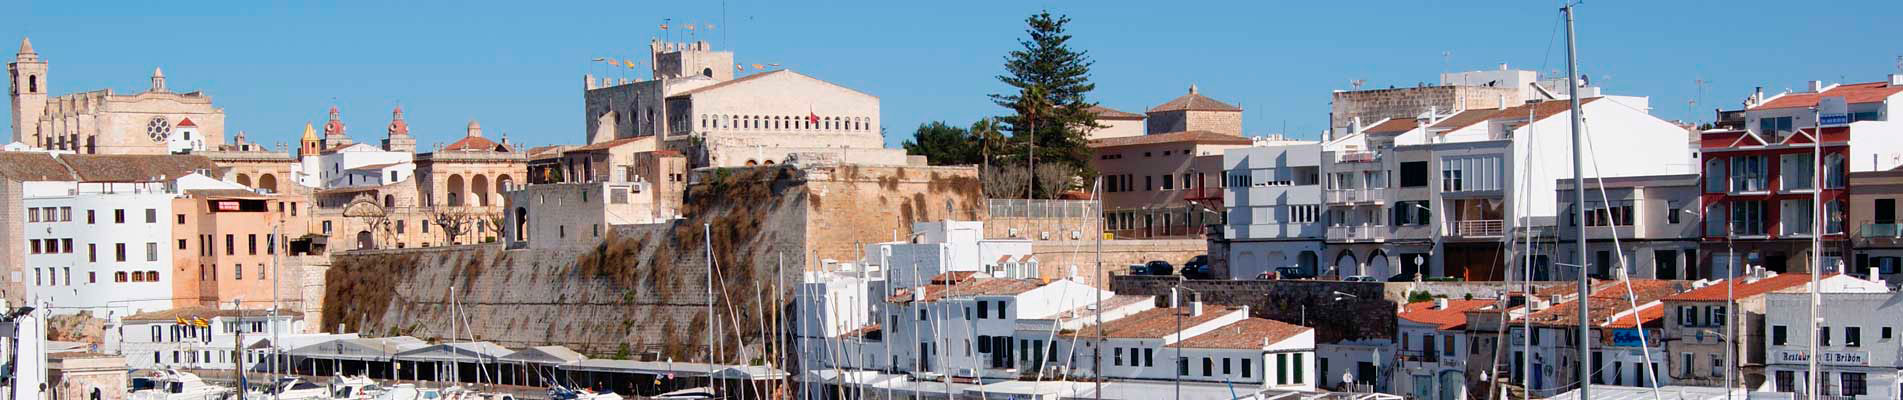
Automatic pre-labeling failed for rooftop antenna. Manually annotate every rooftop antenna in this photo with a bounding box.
[1441,51,1451,77]
[1350,79,1366,90]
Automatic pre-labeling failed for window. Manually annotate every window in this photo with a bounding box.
[225,234,234,256]
[1681,353,1693,377]
[258,264,266,280]
[115,243,127,262]
[88,244,97,262]
[1757,116,1794,137]
[1162,175,1174,190]
[1772,325,1788,346]
[322,221,332,234]
[1292,353,1304,384]
[146,242,158,262]
[177,239,187,250]
[1845,326,1861,347]
[87,210,95,224]
[1276,353,1288,385]
[1840,372,1867,396]
[1731,200,1766,235]
[1144,176,1153,191]
[1582,201,1635,226]
[1144,348,1154,367]
[1710,305,1726,327]
[1440,156,1501,192]
[145,208,157,223]
[115,209,128,223]
[29,240,40,254]
[1242,358,1253,378]
[1400,161,1428,187]
[1222,357,1232,375]
[1729,156,1766,192]
[1202,357,1212,377]
[1820,327,1831,346]
[1779,153,1814,191]
[1443,335,1455,356]
[1290,205,1320,224]
[248,234,258,255]
[177,214,186,224]
[234,264,242,280]
[1667,201,1682,224]
[27,207,38,222]
[1883,327,1893,340]
[1114,348,1123,366]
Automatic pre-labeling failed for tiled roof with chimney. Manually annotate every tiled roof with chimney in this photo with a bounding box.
[1168,318,1311,349]
[1070,305,1239,339]
[1399,299,1496,330]
[1752,82,1903,111]
[1087,130,1251,148]
[1664,273,1816,302]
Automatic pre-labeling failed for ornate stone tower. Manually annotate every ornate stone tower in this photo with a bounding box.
[382,105,416,153]
[149,67,167,93]
[321,106,353,149]
[9,37,48,145]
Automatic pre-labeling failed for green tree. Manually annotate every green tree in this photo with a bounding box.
[901,121,980,165]
[990,10,1102,178]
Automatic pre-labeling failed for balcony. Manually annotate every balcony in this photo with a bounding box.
[1396,350,1439,364]
[1182,187,1222,202]
[1328,225,1388,242]
[1336,151,1379,163]
[1451,220,1504,238]
[1325,188,1388,205]
[1859,222,1901,238]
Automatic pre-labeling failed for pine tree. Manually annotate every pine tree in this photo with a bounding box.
[989,10,1102,184]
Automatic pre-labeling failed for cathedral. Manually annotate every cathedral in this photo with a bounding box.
[8,37,228,154]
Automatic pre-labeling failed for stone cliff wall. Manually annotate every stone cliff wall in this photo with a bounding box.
[324,164,985,361]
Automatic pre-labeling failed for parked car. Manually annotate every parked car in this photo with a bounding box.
[1127,264,1150,275]
[1342,275,1377,282]
[1144,260,1176,276]
[1274,267,1315,280]
[1180,256,1213,279]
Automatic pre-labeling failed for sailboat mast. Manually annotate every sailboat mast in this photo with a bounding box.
[1561,4,1592,400]
[704,223,717,395]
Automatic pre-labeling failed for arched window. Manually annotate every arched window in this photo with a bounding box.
[383,194,395,208]
[514,207,529,241]
[702,67,714,77]
[27,75,37,93]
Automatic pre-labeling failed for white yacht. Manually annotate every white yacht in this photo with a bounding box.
[328,375,383,399]
[240,377,330,400]
[370,384,444,400]
[128,370,234,400]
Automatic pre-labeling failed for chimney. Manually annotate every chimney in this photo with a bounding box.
[1752,87,1764,106]
[1169,288,1180,310]
[1499,63,1509,71]
[1191,299,1204,317]
[1351,116,1363,132]
[1809,80,1824,92]
[912,287,925,302]
[1890,74,1903,86]
[1434,298,1449,310]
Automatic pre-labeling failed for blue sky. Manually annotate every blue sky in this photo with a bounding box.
[5,1,1900,150]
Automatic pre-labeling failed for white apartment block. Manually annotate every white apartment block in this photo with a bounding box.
[1216,142,1325,280]
[1760,287,1899,398]
[20,173,246,316]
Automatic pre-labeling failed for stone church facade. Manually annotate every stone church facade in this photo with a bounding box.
[9,38,228,154]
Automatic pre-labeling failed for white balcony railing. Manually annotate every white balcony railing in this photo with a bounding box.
[1452,220,1504,237]
[1325,188,1388,205]
[1328,225,1388,242]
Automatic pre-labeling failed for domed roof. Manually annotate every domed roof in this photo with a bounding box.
[387,106,410,136]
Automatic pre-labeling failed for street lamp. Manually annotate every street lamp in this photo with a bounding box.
[1409,202,1440,281]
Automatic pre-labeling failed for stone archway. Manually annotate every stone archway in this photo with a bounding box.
[446,174,465,207]
[472,174,491,207]
[495,175,514,193]
[356,231,374,250]
[514,207,529,242]
[1366,250,1393,281]
[257,174,279,193]
[236,173,252,187]
[1333,251,1359,277]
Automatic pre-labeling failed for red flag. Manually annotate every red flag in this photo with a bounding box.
[808,112,819,125]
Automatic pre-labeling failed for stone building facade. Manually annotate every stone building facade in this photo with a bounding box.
[582,40,903,168]
[1330,85,1520,140]
[9,38,229,154]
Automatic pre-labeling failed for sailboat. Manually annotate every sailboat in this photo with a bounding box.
[127,369,233,400]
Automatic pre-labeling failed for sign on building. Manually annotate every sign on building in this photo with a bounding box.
[1818,96,1850,126]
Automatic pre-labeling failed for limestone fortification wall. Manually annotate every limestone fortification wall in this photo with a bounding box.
[323,164,984,361]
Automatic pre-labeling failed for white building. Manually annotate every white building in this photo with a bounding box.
[865,220,1034,290]
[20,171,245,316]
[1393,299,1493,400]
[1216,142,1324,280]
[111,306,312,371]
[1059,297,1317,390]
[300,142,415,189]
[1760,284,1899,398]
[1323,93,1693,281]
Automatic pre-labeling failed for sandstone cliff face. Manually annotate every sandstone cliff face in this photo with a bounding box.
[325,165,984,361]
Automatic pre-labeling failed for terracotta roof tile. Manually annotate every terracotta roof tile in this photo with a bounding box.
[443,135,510,152]
[1363,119,1420,135]
[1751,82,1903,110]
[887,277,1043,304]
[1664,273,1817,302]
[1398,299,1495,330]
[1603,303,1665,329]
[1087,130,1251,149]
[1149,92,1242,113]
[1071,305,1239,339]
[1169,318,1310,349]
[0,152,74,181]
[1088,105,1145,120]
[1519,280,1683,328]
[57,154,216,182]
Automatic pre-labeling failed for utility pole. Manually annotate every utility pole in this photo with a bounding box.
[1093,177,1104,400]
[1806,107,1822,400]
[1561,4,1592,400]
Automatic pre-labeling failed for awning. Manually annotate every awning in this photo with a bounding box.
[392,341,513,363]
[498,345,587,365]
